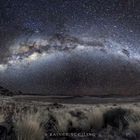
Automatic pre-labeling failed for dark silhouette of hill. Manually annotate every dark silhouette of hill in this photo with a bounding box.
[0,86,13,96]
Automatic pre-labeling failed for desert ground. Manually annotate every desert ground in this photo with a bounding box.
[11,95,140,104]
[0,95,140,140]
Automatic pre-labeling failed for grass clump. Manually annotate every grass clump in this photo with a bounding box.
[15,113,44,140]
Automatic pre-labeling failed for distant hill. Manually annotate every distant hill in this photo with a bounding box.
[0,86,14,96]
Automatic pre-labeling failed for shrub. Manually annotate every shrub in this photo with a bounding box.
[103,108,128,129]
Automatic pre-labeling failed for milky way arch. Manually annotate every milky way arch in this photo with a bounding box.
[0,34,140,96]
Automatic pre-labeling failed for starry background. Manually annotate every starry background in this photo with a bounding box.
[0,0,140,46]
[0,0,140,95]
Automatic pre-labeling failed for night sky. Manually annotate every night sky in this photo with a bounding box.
[0,0,140,95]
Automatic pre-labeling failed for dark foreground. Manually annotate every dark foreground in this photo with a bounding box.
[0,95,140,140]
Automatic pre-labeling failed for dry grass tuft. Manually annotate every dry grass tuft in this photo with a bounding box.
[15,113,44,140]
[0,114,4,123]
[125,115,140,135]
[87,108,104,129]
[54,111,72,132]
[129,121,140,135]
